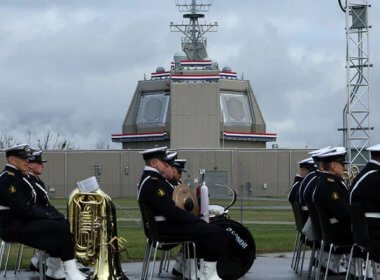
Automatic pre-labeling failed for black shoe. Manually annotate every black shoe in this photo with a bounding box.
[320,266,346,276]
[79,267,91,274]
[29,263,39,272]
[172,267,183,277]
[45,276,65,280]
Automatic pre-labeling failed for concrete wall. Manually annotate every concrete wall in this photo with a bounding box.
[170,82,220,149]
[0,148,310,198]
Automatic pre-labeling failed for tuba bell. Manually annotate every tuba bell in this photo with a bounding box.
[67,188,129,280]
[342,165,360,187]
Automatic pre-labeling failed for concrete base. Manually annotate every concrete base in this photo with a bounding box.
[0,252,345,279]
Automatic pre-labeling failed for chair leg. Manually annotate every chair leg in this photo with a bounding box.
[15,244,24,274]
[182,243,187,280]
[345,245,355,280]
[164,250,171,272]
[158,250,165,275]
[291,232,300,269]
[372,260,378,280]
[299,236,308,276]
[141,240,152,280]
[324,243,334,280]
[38,251,45,280]
[316,240,324,280]
[150,242,159,280]
[295,235,303,273]
[191,242,197,280]
[0,241,5,272]
[307,241,316,280]
[364,252,370,280]
[4,243,12,277]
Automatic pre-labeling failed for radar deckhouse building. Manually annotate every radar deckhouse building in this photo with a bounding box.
[112,0,276,149]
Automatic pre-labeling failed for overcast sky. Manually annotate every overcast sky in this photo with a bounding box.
[0,0,379,149]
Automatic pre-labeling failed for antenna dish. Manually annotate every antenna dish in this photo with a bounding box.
[156,66,165,73]
[223,66,232,72]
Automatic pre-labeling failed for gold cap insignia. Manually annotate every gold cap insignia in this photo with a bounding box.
[157,188,166,197]
[327,178,335,183]
[331,192,339,200]
[8,185,16,193]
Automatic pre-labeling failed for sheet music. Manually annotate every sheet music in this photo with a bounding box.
[76,176,99,193]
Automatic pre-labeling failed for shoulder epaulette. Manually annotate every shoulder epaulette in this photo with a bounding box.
[7,171,15,176]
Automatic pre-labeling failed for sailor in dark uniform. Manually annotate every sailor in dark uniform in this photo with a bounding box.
[137,147,232,280]
[349,144,380,256]
[0,144,86,280]
[312,147,351,273]
[288,157,315,204]
[27,150,67,280]
[173,159,187,185]
[165,151,179,187]
[298,146,331,209]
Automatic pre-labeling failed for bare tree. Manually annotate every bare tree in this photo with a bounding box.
[95,141,110,150]
[35,130,75,150]
[0,130,16,149]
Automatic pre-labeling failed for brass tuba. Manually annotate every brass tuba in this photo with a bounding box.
[342,165,360,187]
[67,188,129,280]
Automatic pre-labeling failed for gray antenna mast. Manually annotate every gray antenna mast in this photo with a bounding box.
[340,0,373,169]
[170,0,218,60]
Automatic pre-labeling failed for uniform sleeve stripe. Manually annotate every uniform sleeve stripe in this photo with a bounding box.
[0,171,6,178]
[349,170,378,204]
[137,176,151,200]
[302,176,316,201]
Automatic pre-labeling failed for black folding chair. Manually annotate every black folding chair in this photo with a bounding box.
[138,203,197,280]
[290,202,309,275]
[306,203,323,280]
[316,207,352,280]
[345,203,380,280]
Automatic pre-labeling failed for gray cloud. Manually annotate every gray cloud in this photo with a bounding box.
[0,0,379,149]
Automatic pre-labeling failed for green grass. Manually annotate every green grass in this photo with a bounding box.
[1,197,297,267]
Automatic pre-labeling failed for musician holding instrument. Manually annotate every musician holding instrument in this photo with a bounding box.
[349,144,380,255]
[0,144,86,280]
[137,147,232,280]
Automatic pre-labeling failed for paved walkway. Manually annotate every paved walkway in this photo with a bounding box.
[0,252,343,280]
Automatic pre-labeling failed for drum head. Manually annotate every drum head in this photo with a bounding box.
[211,219,256,280]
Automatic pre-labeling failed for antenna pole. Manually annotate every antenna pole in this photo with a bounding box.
[170,0,218,60]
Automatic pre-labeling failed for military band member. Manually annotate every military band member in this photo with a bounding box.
[173,159,187,185]
[312,147,352,243]
[137,147,233,280]
[165,151,179,187]
[288,157,315,204]
[298,146,331,208]
[312,147,352,274]
[27,150,67,280]
[349,144,380,255]
[0,144,86,280]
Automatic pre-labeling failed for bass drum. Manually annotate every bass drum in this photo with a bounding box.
[211,219,256,280]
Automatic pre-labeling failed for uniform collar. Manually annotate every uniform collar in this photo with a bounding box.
[5,164,17,170]
[144,165,160,174]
